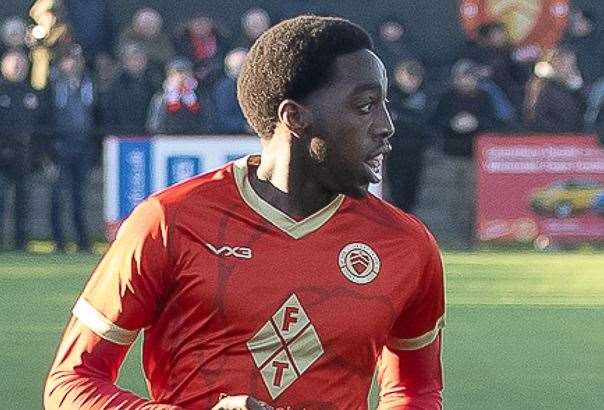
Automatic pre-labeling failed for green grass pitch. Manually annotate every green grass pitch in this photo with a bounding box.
[1,251,603,409]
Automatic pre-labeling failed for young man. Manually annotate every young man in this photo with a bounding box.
[45,16,445,410]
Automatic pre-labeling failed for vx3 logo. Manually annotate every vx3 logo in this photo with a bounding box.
[205,243,253,259]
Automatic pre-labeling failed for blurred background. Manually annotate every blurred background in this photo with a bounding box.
[0,1,602,409]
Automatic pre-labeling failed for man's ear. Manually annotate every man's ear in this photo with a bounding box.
[278,99,312,139]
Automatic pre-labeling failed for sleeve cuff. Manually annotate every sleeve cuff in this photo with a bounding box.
[386,315,445,351]
[72,298,139,345]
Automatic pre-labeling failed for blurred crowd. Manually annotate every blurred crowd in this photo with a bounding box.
[1,2,604,251]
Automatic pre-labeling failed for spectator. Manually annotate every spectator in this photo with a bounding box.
[47,46,95,252]
[173,14,227,86]
[374,16,419,75]
[561,8,604,88]
[213,48,248,134]
[0,17,28,54]
[434,59,497,247]
[461,21,523,108]
[146,57,214,135]
[386,59,437,213]
[64,0,114,68]
[174,15,227,67]
[101,43,157,135]
[237,8,271,49]
[117,8,174,74]
[524,47,585,133]
[29,4,69,90]
[0,51,44,250]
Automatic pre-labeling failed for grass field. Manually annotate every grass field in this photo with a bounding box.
[1,250,603,409]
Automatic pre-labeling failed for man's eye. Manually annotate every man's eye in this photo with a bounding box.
[358,102,374,114]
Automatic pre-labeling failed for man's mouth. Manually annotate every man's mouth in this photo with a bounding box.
[363,145,391,184]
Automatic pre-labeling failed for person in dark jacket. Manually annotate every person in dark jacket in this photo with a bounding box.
[101,43,157,135]
[146,57,214,135]
[213,48,248,134]
[374,16,420,75]
[434,59,497,247]
[173,14,228,86]
[48,46,96,252]
[561,8,604,89]
[116,7,174,77]
[386,59,437,213]
[0,51,45,250]
[64,0,114,68]
[0,16,28,55]
[461,21,523,108]
[524,47,585,133]
[237,8,271,50]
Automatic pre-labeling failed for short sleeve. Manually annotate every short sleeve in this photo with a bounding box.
[387,229,445,351]
[73,198,171,345]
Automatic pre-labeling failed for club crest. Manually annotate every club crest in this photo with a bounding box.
[338,243,380,284]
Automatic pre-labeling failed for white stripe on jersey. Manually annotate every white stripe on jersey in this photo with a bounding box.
[72,298,139,345]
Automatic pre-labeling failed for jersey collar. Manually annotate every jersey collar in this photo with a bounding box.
[233,155,345,239]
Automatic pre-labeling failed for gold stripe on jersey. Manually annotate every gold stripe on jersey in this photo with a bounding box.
[72,298,139,345]
[386,315,445,351]
[233,156,345,239]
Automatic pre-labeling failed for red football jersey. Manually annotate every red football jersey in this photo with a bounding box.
[53,155,445,409]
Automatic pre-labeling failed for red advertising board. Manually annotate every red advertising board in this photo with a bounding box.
[476,134,604,242]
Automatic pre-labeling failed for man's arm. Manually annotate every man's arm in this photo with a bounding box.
[44,317,183,409]
[376,330,443,409]
[376,222,445,410]
[44,199,180,409]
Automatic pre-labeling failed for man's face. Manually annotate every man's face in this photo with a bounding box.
[134,10,162,38]
[243,10,270,40]
[570,11,593,37]
[302,49,394,198]
[59,56,83,77]
[1,52,28,82]
[380,22,404,42]
[123,50,148,75]
[190,16,214,37]
[454,72,478,93]
[395,66,423,93]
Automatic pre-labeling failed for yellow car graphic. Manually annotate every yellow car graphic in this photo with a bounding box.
[529,179,604,218]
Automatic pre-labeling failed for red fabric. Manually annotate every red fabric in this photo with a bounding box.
[45,158,444,409]
[190,33,217,61]
[376,335,443,409]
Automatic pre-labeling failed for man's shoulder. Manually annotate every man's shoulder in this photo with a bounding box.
[354,194,433,241]
[152,162,238,210]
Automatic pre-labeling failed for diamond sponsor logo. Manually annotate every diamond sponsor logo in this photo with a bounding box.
[247,294,323,399]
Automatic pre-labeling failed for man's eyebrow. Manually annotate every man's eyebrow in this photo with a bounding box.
[349,82,383,96]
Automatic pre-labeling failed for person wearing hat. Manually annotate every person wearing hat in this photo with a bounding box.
[46,45,96,252]
[433,59,498,248]
[146,56,214,135]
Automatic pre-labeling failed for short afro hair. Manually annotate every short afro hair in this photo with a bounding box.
[237,15,373,138]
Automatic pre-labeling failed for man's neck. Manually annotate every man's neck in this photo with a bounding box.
[251,134,337,218]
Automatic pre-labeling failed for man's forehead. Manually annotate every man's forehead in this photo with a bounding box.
[329,49,387,89]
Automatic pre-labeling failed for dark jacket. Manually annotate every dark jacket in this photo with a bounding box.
[47,72,97,157]
[461,41,523,105]
[434,88,497,157]
[388,85,438,149]
[213,76,247,134]
[101,71,157,135]
[562,26,604,86]
[146,85,214,135]
[525,79,585,133]
[0,79,45,175]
